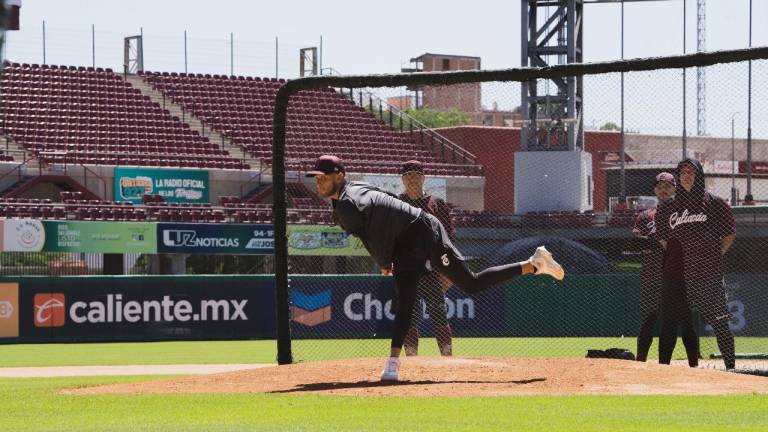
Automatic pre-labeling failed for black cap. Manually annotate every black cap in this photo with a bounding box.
[306,155,345,177]
[400,160,424,175]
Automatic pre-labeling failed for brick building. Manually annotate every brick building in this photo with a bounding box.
[409,53,481,114]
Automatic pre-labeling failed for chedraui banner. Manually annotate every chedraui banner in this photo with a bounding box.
[157,223,273,255]
[43,221,157,254]
[114,167,209,203]
[287,225,368,256]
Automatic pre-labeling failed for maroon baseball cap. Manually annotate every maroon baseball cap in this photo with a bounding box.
[306,155,345,177]
[655,172,676,186]
[401,160,424,175]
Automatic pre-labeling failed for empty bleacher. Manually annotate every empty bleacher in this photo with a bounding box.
[139,71,477,176]
[0,62,248,169]
[607,208,638,228]
[0,185,337,224]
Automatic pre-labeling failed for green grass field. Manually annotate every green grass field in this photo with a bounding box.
[2,338,768,431]
[0,336,762,366]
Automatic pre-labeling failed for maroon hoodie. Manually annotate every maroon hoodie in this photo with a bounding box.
[655,159,735,290]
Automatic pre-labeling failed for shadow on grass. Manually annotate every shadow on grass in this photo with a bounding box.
[270,377,546,394]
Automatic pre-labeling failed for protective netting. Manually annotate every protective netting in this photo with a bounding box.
[276,51,768,374]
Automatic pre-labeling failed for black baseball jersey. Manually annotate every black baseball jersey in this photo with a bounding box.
[332,181,422,268]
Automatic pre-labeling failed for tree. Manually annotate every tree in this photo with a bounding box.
[600,122,620,131]
[404,107,472,129]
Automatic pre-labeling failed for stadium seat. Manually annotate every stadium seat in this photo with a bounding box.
[0,63,247,169]
[139,71,479,176]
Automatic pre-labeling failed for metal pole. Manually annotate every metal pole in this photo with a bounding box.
[275,36,278,79]
[747,0,753,196]
[682,0,687,159]
[619,0,626,203]
[731,112,740,206]
[91,24,95,68]
[230,32,234,77]
[42,20,46,64]
[1,29,5,65]
[140,27,144,72]
[319,35,323,75]
[184,30,188,74]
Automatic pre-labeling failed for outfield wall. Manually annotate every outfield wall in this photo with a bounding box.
[0,274,763,343]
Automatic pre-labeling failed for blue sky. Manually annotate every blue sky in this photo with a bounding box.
[4,0,765,76]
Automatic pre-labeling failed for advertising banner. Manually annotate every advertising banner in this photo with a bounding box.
[114,167,209,203]
[712,274,768,337]
[157,223,273,255]
[738,161,768,175]
[0,283,19,338]
[43,221,157,254]
[504,274,640,337]
[2,273,766,344]
[288,276,504,339]
[287,225,368,256]
[12,276,275,342]
[1,220,45,252]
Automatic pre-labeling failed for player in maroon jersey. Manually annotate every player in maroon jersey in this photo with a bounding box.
[655,159,736,370]
[398,161,453,356]
[633,172,698,366]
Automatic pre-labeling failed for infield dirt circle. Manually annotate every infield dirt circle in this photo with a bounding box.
[64,357,768,397]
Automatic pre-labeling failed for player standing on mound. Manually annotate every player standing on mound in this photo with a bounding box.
[655,159,736,370]
[398,160,454,357]
[306,155,565,381]
[633,172,698,366]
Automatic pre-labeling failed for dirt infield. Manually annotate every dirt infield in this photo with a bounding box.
[63,357,768,397]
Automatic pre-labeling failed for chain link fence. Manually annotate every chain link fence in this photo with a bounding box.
[3,23,309,79]
[275,50,768,373]
[0,252,277,275]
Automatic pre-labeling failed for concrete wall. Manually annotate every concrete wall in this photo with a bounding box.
[707,175,768,205]
[299,172,485,211]
[434,127,620,213]
[625,134,768,162]
[514,151,593,213]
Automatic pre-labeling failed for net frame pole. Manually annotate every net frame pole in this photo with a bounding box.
[272,46,768,365]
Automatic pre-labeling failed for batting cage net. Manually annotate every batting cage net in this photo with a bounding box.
[273,47,768,374]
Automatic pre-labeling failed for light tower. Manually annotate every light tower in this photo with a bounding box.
[520,0,584,151]
[516,0,592,214]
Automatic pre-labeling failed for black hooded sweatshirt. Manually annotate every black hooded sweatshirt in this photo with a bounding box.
[332,181,422,268]
[655,159,735,290]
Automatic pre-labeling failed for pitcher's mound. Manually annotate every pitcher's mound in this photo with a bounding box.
[63,357,768,397]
